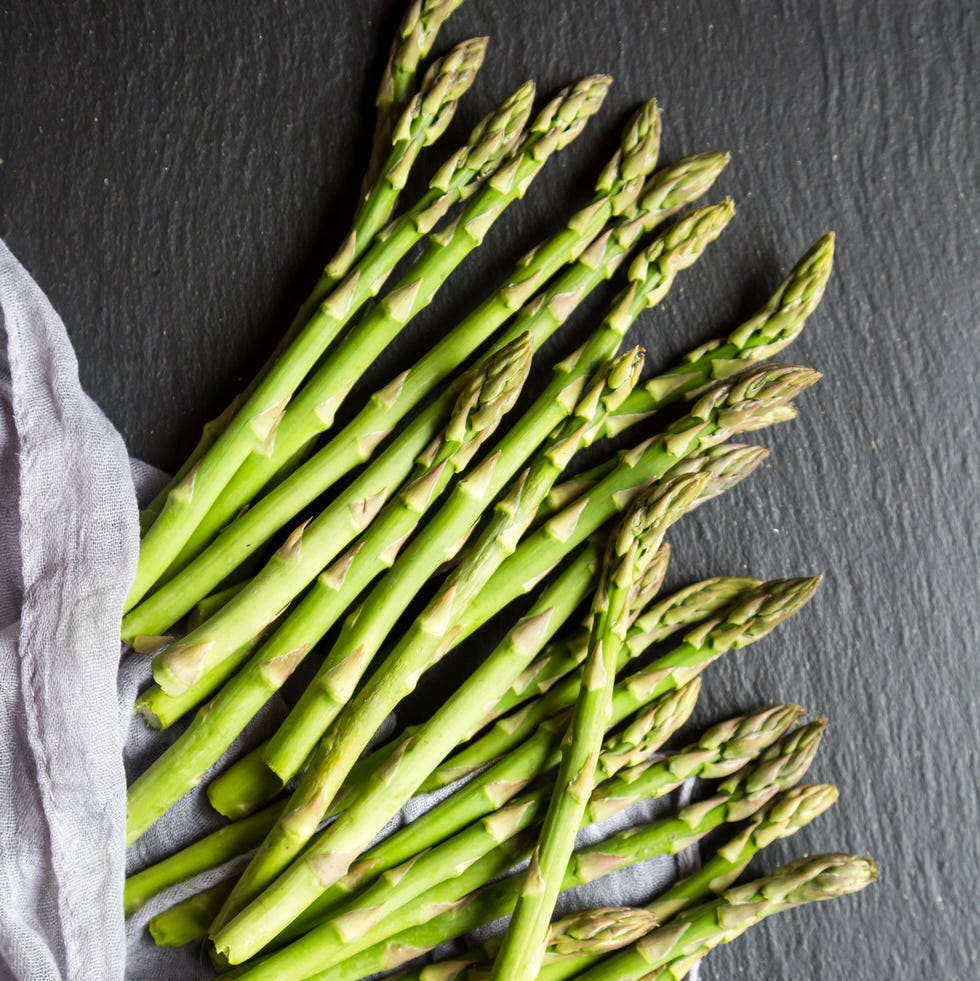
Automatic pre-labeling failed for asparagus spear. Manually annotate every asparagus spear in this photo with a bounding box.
[241,684,700,979]
[160,77,614,580]
[184,208,727,837]
[495,570,760,722]
[147,551,604,940]
[209,345,647,941]
[403,907,658,981]
[121,125,717,647]
[365,1,470,194]
[430,574,821,791]
[340,34,488,280]
[269,33,491,351]
[227,698,801,979]
[568,852,876,981]
[139,160,709,712]
[610,230,836,436]
[536,907,660,970]
[126,78,535,610]
[267,721,823,981]
[536,229,833,521]
[393,912,661,981]
[426,783,841,981]
[543,436,773,522]
[490,478,706,980]
[124,802,285,918]
[645,783,840,922]
[446,364,820,655]
[288,643,796,942]
[203,539,663,823]
[206,544,600,820]
[137,2,474,534]
[124,335,533,844]
[583,715,826,827]
[147,880,232,949]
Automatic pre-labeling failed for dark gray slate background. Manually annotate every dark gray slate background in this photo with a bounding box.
[2,0,978,978]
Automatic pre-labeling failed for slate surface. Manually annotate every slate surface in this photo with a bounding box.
[2,0,978,978]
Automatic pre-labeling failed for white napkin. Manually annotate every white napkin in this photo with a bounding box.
[0,238,699,980]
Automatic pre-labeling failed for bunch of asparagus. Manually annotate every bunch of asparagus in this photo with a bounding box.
[124,2,876,977]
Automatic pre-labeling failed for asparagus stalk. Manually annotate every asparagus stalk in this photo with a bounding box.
[568,852,876,981]
[273,721,823,981]
[584,715,826,827]
[204,538,664,823]
[242,684,701,980]
[430,574,821,791]
[391,911,663,981]
[365,1,470,194]
[209,345,647,942]
[124,802,285,918]
[147,880,233,948]
[336,33,488,284]
[126,78,535,610]
[287,631,793,937]
[431,783,840,981]
[160,77,614,580]
[139,129,699,712]
[536,907,660,970]
[490,478,706,980]
[496,571,760,722]
[543,437,772,522]
[257,34,490,366]
[206,544,600,820]
[536,228,833,522]
[447,364,820,655]
[287,704,805,961]
[125,336,533,845]
[139,555,603,941]
[646,783,840,923]
[144,670,694,955]
[191,207,727,835]
[137,2,474,534]
[605,230,836,440]
[121,123,715,648]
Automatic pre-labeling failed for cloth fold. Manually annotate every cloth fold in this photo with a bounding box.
[0,238,698,980]
[0,238,136,980]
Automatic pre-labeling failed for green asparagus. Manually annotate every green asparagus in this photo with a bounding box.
[490,478,707,980]
[159,77,614,581]
[274,720,823,981]
[491,569,759,728]
[431,575,821,790]
[120,105,686,642]
[206,544,601,820]
[125,335,533,844]
[137,2,473,534]
[569,851,876,981]
[127,78,535,610]
[209,346,646,940]
[413,784,838,980]
[198,204,733,837]
[365,1,470,193]
[237,684,700,979]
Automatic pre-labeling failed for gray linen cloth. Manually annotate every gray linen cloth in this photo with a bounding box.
[0,237,699,980]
